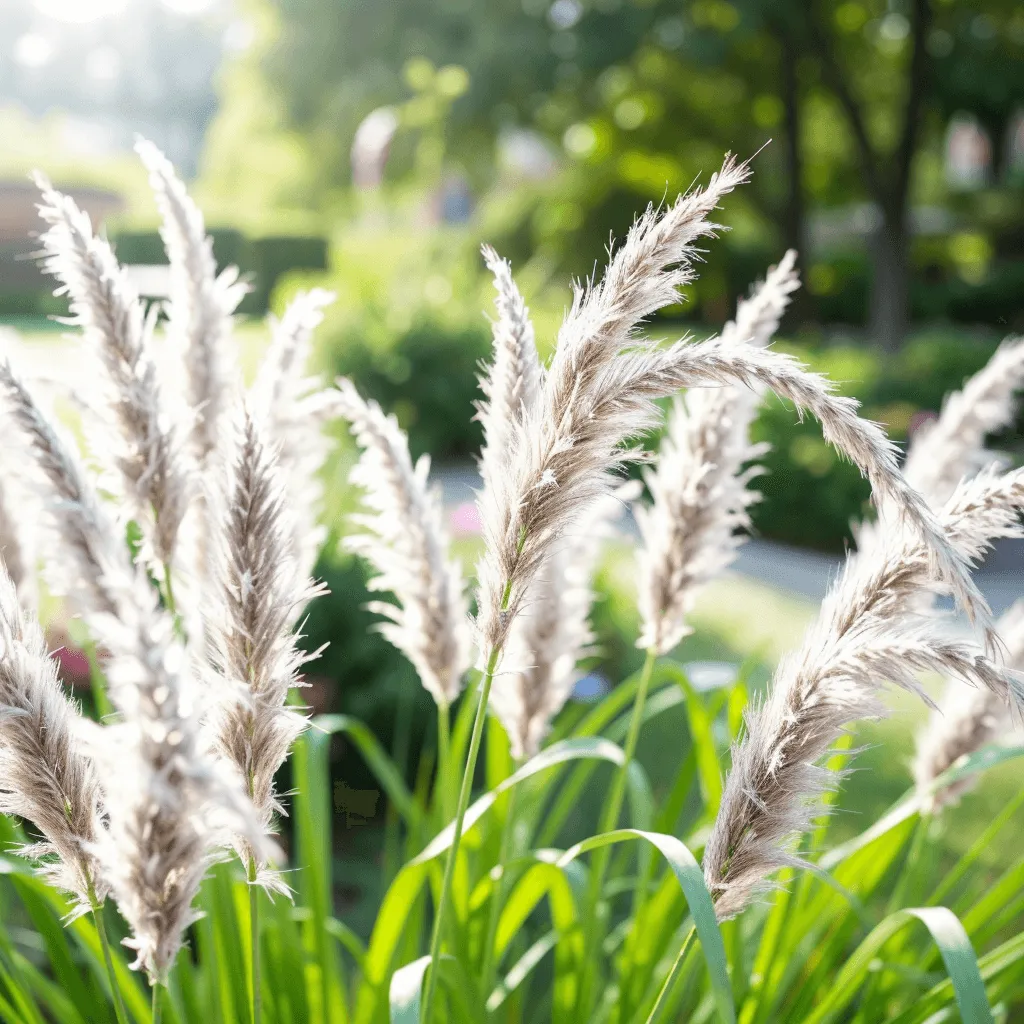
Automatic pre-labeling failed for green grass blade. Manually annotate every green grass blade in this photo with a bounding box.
[486,931,559,1014]
[388,955,476,1024]
[415,738,627,864]
[207,864,250,1021]
[801,907,993,1024]
[355,863,431,1024]
[660,664,722,817]
[0,858,149,1023]
[0,922,47,1024]
[294,717,352,1022]
[557,829,734,1024]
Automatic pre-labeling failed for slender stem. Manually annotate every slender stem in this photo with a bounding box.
[161,561,177,618]
[645,924,696,1024]
[89,885,129,1024]
[83,639,114,720]
[421,646,501,1024]
[151,984,162,1024]
[578,647,658,1017]
[436,700,453,823]
[887,814,928,915]
[248,856,262,1024]
[480,779,519,1002]
[932,786,1024,907]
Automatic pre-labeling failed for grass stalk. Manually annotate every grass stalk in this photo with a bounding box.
[161,561,177,618]
[89,883,129,1024]
[931,786,1024,907]
[577,646,658,1017]
[248,855,261,1024]
[480,779,520,1003]
[886,815,929,915]
[421,644,501,1024]
[645,924,696,1024]
[151,985,162,1024]
[436,699,453,823]
[83,639,114,721]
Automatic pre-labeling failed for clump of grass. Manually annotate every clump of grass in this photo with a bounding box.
[0,144,1020,1024]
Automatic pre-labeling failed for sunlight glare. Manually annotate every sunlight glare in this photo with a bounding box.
[34,0,129,23]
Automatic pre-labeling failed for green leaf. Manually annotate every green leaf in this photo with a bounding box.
[356,737,625,1024]
[294,716,353,1022]
[557,829,734,1024]
[802,907,992,1024]
[415,738,627,864]
[388,955,476,1024]
[486,931,560,1013]
[389,955,431,1024]
[0,857,150,1023]
[661,664,723,816]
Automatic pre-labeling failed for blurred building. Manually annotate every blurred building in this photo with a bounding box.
[0,0,230,174]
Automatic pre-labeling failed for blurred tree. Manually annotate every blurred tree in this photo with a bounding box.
[209,0,1024,336]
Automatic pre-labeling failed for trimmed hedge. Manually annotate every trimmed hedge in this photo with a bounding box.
[0,228,328,317]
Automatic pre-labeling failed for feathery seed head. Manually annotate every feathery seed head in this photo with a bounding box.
[93,572,273,980]
[250,288,339,590]
[136,138,244,463]
[636,252,798,653]
[477,244,543,492]
[337,378,472,706]
[474,156,752,658]
[703,466,1024,920]
[490,488,629,759]
[0,360,264,979]
[0,565,106,911]
[205,403,321,885]
[34,176,190,572]
[903,335,1024,506]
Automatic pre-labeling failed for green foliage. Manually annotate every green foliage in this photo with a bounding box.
[244,235,329,313]
[328,320,488,462]
[109,228,326,316]
[749,330,1017,551]
[2,668,1022,1022]
[291,222,494,461]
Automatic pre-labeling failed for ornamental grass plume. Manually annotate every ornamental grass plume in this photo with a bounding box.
[473,156,987,667]
[205,405,322,890]
[0,473,34,607]
[636,250,799,654]
[903,335,1024,505]
[0,359,266,982]
[427,156,990,1024]
[0,563,106,912]
[479,242,608,759]
[0,360,138,621]
[250,288,339,589]
[33,176,190,577]
[335,377,472,709]
[914,599,1024,810]
[476,244,543,504]
[135,138,245,464]
[703,465,1024,920]
[490,488,630,761]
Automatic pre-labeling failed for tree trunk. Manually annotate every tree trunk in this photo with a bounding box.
[869,209,909,351]
[779,26,810,323]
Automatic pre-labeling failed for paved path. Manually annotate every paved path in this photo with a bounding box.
[433,464,1023,616]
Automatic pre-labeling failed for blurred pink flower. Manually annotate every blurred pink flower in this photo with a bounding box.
[51,644,90,685]
[450,501,482,536]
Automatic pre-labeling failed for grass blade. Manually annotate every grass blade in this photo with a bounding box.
[801,907,993,1024]
[556,829,734,1024]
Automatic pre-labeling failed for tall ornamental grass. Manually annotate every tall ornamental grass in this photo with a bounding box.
[0,145,1021,1024]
